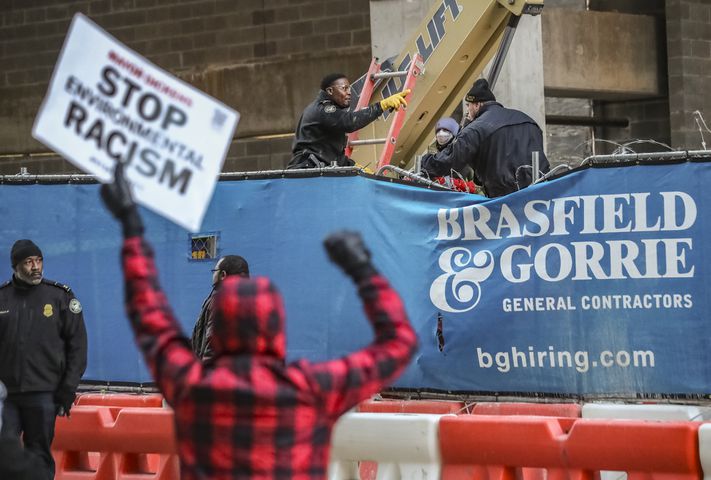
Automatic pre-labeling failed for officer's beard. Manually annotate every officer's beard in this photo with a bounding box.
[15,268,42,286]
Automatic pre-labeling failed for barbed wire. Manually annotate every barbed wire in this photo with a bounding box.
[694,110,711,150]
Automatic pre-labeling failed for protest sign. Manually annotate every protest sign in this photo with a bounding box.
[33,13,239,232]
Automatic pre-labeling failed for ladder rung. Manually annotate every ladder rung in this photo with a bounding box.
[372,71,408,80]
[349,138,388,146]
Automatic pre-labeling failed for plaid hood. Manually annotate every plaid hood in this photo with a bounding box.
[210,276,286,359]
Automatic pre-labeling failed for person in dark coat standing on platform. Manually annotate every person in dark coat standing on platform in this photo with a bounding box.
[0,240,87,480]
[289,72,411,168]
[100,163,418,480]
[422,78,549,197]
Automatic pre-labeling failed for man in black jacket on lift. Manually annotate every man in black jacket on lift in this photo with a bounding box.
[422,78,549,197]
[289,72,410,169]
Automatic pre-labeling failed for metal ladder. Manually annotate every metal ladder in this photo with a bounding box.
[345,53,424,169]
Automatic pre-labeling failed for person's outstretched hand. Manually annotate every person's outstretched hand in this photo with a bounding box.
[380,89,411,112]
[100,162,144,237]
[323,230,376,282]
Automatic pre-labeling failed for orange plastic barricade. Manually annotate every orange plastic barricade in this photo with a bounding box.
[471,402,581,418]
[52,406,178,480]
[358,399,464,414]
[75,393,164,408]
[439,415,702,480]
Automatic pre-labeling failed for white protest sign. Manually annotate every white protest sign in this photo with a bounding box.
[33,13,239,232]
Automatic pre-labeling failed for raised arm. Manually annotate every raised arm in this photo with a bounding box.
[101,163,201,405]
[319,90,411,133]
[308,231,418,416]
[319,103,384,133]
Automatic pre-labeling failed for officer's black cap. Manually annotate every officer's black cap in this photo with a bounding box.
[465,78,496,103]
[11,239,42,268]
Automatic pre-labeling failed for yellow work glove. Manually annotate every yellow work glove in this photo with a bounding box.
[380,89,411,111]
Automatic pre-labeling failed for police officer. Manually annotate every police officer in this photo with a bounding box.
[0,240,87,480]
[289,72,410,168]
[421,78,550,197]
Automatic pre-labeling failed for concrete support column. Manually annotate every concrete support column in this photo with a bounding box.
[487,14,546,140]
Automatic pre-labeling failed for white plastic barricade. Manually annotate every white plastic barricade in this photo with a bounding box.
[328,412,446,480]
[699,424,711,480]
[582,403,709,421]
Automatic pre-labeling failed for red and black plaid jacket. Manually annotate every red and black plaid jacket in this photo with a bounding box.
[121,237,418,480]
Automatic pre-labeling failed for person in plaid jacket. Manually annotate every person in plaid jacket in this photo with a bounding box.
[100,163,418,479]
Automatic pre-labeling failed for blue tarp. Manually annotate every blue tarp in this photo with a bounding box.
[1,161,709,395]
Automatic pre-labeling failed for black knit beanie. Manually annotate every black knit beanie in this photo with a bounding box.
[465,78,496,103]
[11,239,42,268]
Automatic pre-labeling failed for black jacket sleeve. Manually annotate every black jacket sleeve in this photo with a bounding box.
[319,103,383,134]
[59,292,88,394]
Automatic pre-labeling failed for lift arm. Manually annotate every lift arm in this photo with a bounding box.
[351,0,544,169]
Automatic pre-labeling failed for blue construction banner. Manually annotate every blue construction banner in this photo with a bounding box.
[0,160,709,396]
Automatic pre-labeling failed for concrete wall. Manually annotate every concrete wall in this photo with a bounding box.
[590,0,665,15]
[542,9,660,99]
[595,99,671,154]
[586,0,670,155]
[369,0,429,60]
[666,0,711,149]
[0,0,373,174]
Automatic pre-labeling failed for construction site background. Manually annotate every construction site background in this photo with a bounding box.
[0,0,708,175]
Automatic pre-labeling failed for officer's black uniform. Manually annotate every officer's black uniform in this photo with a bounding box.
[0,276,87,480]
[422,102,550,197]
[289,90,384,168]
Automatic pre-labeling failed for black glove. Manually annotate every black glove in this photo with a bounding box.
[54,388,75,417]
[100,162,144,237]
[323,230,377,282]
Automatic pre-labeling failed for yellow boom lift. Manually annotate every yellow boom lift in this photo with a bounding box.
[349,0,544,170]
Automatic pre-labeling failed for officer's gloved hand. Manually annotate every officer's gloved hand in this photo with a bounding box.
[100,162,144,237]
[324,231,377,282]
[54,388,75,418]
[380,89,411,112]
